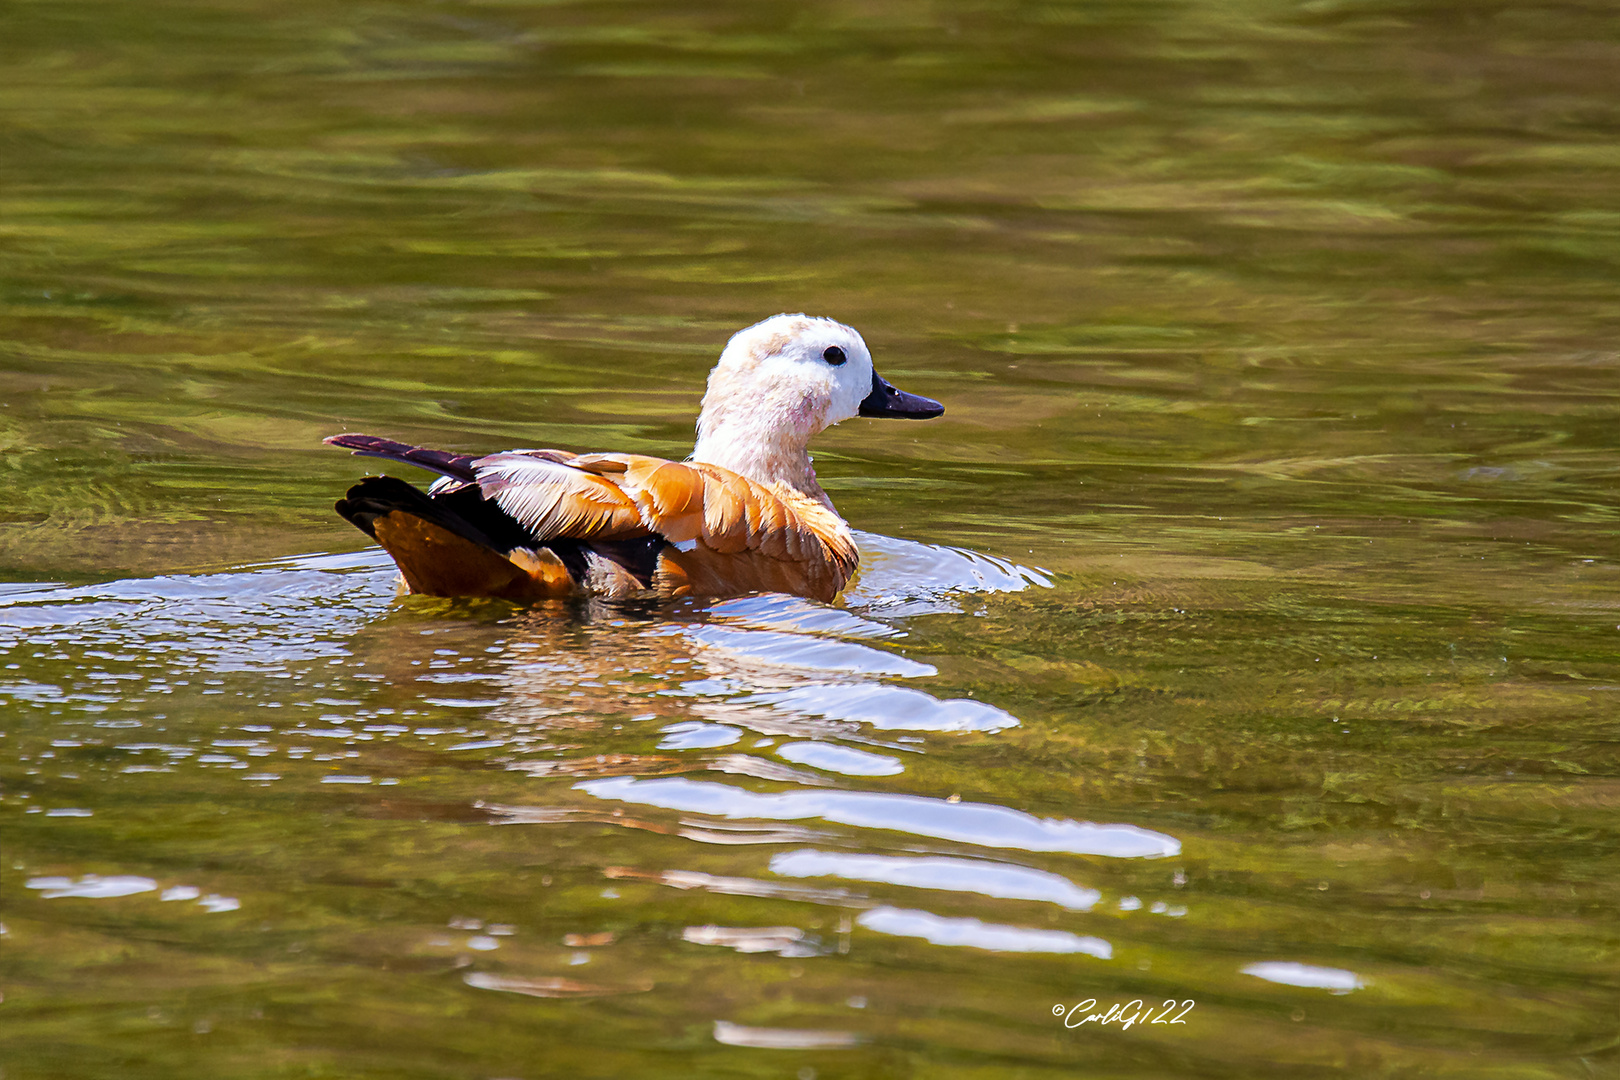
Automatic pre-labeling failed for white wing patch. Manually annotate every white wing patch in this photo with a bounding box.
[474,452,641,540]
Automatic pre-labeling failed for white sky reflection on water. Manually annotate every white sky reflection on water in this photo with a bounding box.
[575,777,1180,858]
[657,721,743,749]
[712,1020,862,1049]
[677,624,936,678]
[1242,962,1365,993]
[858,906,1111,957]
[770,850,1101,910]
[740,682,1020,732]
[705,594,901,640]
[27,875,158,899]
[775,741,904,776]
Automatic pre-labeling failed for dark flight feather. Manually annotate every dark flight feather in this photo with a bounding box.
[324,434,480,484]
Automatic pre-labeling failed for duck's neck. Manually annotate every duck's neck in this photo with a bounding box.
[690,427,831,508]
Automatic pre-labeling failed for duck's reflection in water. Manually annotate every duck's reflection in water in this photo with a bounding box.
[469,538,1183,968]
[485,598,1018,758]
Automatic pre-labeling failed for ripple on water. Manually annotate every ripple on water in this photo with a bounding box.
[575,777,1180,858]
[678,625,936,678]
[774,741,905,776]
[740,683,1020,732]
[844,531,1051,616]
[682,925,818,957]
[0,550,394,671]
[770,850,1101,910]
[711,1021,862,1049]
[463,972,653,999]
[27,875,157,899]
[704,593,902,640]
[657,722,743,749]
[857,906,1111,957]
[1242,962,1365,993]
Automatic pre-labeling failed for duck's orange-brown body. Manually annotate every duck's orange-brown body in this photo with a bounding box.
[330,439,859,603]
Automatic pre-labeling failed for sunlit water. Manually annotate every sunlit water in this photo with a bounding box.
[6,0,1620,1076]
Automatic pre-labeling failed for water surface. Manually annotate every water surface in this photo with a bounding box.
[4,1,1620,1077]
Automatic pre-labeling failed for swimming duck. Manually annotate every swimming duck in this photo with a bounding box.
[325,314,943,603]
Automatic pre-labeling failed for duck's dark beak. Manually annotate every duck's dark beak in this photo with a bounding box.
[858,370,944,419]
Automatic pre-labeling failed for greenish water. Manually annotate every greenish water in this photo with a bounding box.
[5,0,1620,1076]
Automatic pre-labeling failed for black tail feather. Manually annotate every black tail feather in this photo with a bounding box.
[335,474,549,552]
[324,434,480,483]
[335,475,601,589]
[334,476,507,552]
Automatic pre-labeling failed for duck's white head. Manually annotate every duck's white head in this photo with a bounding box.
[689,314,943,501]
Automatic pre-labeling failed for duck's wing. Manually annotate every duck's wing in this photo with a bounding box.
[475,451,859,598]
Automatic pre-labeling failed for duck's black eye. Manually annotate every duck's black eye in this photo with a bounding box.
[823,346,846,366]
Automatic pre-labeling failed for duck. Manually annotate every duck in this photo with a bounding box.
[325,314,944,603]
